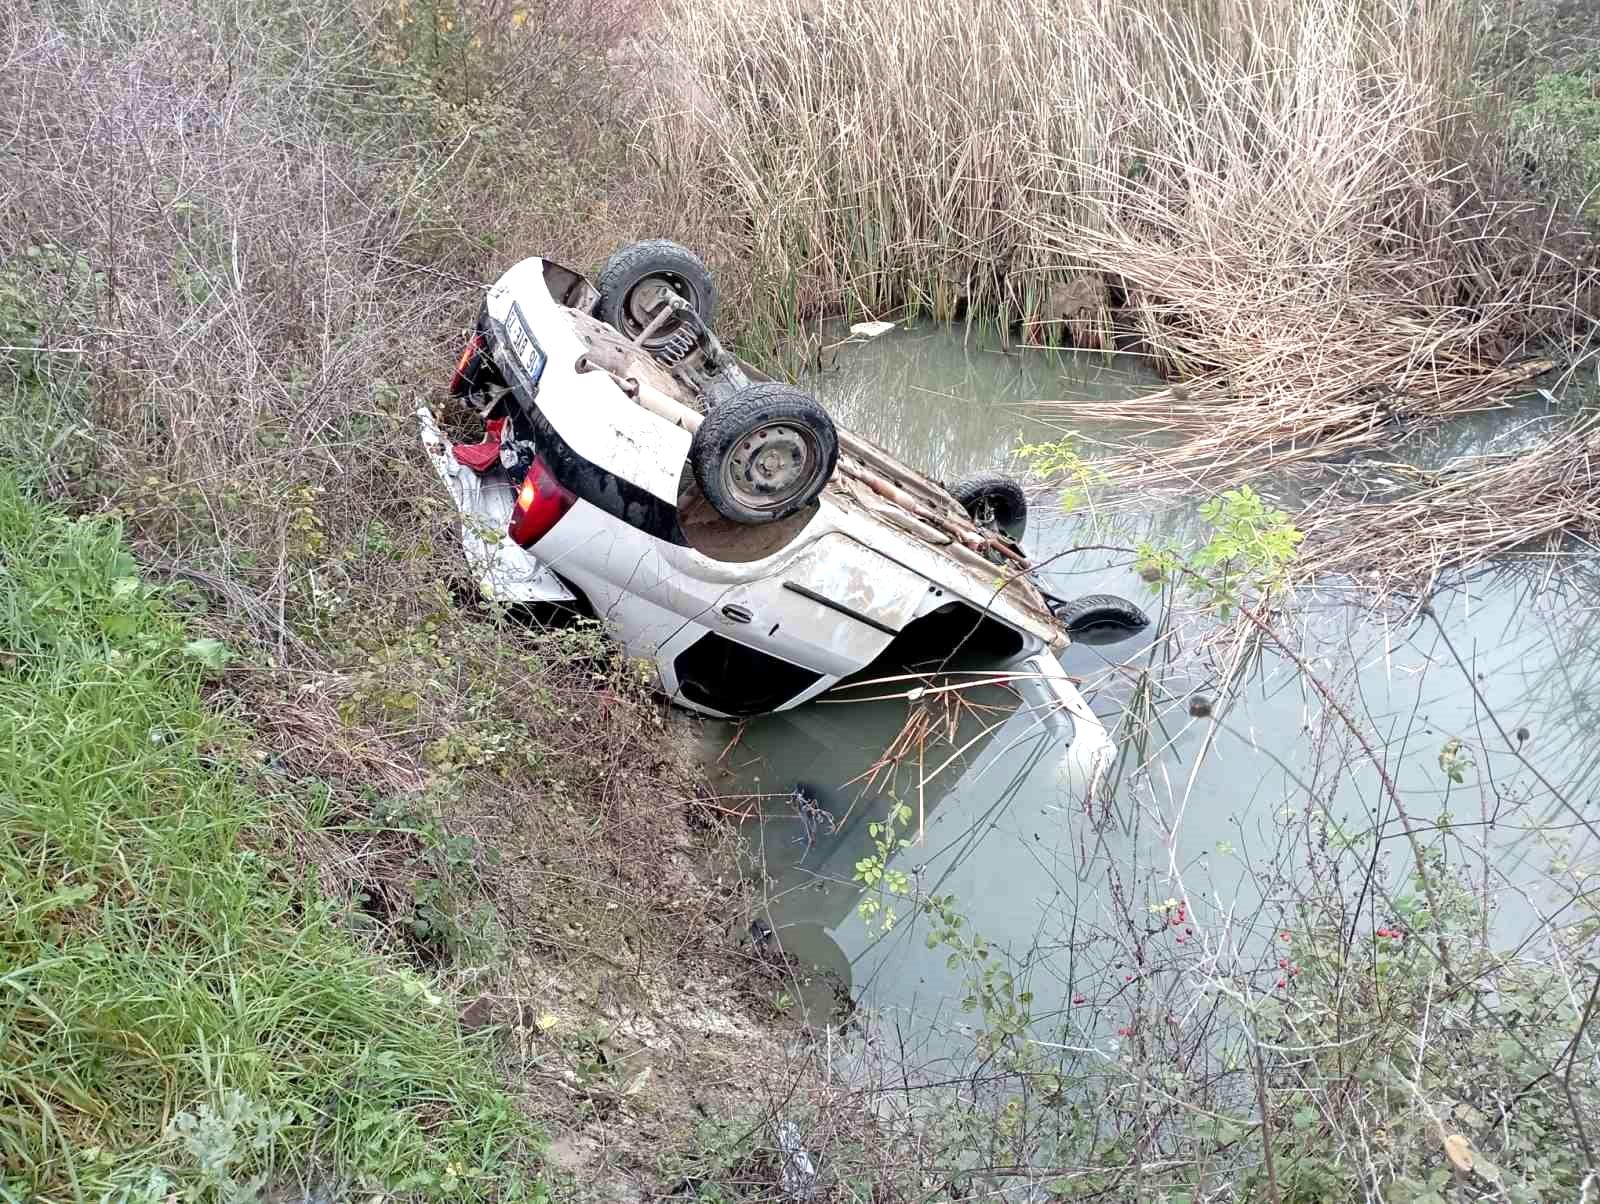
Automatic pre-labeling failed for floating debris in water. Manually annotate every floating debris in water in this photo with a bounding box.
[849,320,896,338]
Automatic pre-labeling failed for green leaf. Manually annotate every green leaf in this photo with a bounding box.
[103,614,139,637]
[182,638,232,669]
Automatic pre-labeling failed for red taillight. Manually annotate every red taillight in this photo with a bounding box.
[507,457,576,547]
[450,332,484,396]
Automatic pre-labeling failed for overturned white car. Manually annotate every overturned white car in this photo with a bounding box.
[420,241,1142,739]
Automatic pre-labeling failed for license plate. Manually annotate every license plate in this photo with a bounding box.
[504,302,546,386]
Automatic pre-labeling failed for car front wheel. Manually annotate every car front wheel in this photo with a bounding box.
[690,383,839,525]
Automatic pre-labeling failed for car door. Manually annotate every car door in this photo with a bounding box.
[712,533,935,678]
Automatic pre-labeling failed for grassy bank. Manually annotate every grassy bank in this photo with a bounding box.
[0,475,537,1201]
[0,0,790,1197]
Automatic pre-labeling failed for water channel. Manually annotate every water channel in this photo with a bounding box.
[695,323,1599,1065]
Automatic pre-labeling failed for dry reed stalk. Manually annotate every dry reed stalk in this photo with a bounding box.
[646,0,1594,469]
[1019,358,1556,490]
[1293,413,1600,592]
[1008,0,1591,479]
[646,0,1540,328]
[825,683,1010,830]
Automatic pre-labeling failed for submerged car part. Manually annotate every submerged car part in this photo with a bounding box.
[949,472,1028,540]
[1048,592,1151,645]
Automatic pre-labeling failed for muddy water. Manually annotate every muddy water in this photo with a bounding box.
[697,323,1598,1053]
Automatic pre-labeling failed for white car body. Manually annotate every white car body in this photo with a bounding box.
[420,255,1113,766]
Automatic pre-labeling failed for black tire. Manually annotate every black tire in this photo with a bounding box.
[691,383,839,525]
[950,472,1028,539]
[1051,593,1151,638]
[595,240,718,351]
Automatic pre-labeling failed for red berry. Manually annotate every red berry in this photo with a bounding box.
[1124,974,1134,982]
[1276,978,1286,988]
[1279,931,1291,941]
[1072,994,1085,1005]
[1278,959,1288,969]
[1184,927,1193,935]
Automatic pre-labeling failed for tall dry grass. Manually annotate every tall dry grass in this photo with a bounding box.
[647,0,1596,469]
[0,0,618,547]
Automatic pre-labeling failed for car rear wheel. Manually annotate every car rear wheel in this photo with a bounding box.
[1050,592,1151,643]
[691,383,839,525]
[595,240,718,353]
[949,472,1028,539]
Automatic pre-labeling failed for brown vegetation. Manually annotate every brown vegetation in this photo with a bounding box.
[1295,411,1600,593]
[648,0,1598,478]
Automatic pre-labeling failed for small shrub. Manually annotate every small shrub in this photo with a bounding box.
[168,1091,293,1204]
[1016,436,1107,514]
[365,793,504,964]
[1514,67,1600,216]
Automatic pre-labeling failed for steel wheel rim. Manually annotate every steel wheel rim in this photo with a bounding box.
[722,422,821,513]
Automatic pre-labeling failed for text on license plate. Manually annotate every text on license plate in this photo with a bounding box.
[506,303,546,382]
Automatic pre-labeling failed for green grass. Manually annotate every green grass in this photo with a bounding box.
[0,248,91,483]
[0,475,541,1203]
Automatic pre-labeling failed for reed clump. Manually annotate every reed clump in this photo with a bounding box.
[647,0,1595,468]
